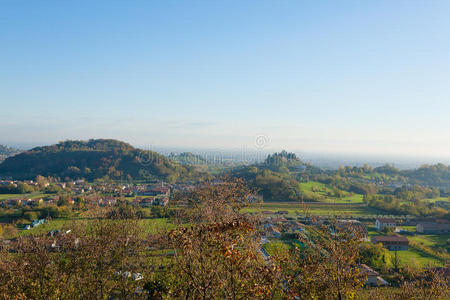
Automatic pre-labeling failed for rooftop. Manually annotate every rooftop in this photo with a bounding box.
[372,234,408,243]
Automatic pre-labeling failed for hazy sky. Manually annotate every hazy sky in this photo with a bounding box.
[1,1,449,159]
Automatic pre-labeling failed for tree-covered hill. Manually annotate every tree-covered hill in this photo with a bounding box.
[230,151,313,201]
[0,139,206,182]
[403,163,450,189]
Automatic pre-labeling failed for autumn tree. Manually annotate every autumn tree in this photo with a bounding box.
[0,208,151,299]
[276,222,366,299]
[166,179,282,299]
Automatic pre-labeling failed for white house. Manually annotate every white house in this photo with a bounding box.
[375,218,396,231]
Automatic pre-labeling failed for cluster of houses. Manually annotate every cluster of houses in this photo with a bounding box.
[131,195,169,207]
[369,217,450,251]
[70,179,92,193]
[375,217,449,235]
[134,182,170,196]
[0,179,15,186]
[259,214,390,287]
[130,182,171,207]
[0,179,175,209]
[2,197,43,207]
[260,215,448,271]
[0,179,39,187]
[259,214,443,287]
[262,219,305,238]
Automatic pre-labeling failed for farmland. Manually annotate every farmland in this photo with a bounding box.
[0,194,21,200]
[243,201,380,217]
[7,217,175,239]
[299,181,364,203]
[0,193,51,201]
[369,226,449,267]
[396,247,444,267]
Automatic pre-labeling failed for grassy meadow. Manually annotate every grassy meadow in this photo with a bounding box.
[299,181,364,204]
[243,201,379,217]
[11,217,175,239]
[0,193,52,201]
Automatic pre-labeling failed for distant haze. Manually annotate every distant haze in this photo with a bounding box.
[1,1,449,160]
[3,141,450,170]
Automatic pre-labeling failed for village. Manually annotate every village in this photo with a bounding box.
[258,211,449,287]
[1,177,449,291]
[0,178,201,209]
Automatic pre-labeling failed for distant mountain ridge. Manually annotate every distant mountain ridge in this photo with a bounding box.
[0,139,204,182]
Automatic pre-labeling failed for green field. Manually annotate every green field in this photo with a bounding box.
[253,202,449,269]
[396,248,443,267]
[29,193,52,199]
[397,225,416,232]
[13,217,175,238]
[0,194,20,200]
[0,193,52,201]
[299,181,328,191]
[299,181,364,203]
[369,229,449,267]
[16,218,75,237]
[244,202,379,216]
[139,218,175,234]
[262,240,292,256]
[423,197,449,203]
[410,233,450,247]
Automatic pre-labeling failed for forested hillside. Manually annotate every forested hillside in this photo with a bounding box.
[0,139,205,182]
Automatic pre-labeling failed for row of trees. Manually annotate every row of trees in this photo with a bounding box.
[363,194,449,218]
[0,182,35,194]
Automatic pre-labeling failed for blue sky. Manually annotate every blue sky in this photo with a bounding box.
[1,1,449,159]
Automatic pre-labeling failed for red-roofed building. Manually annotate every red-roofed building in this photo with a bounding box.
[371,234,409,251]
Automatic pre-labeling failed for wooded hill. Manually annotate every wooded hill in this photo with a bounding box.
[0,139,205,182]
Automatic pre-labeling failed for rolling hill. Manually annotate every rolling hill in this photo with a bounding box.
[0,139,204,182]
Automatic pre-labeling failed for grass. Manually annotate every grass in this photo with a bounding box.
[396,248,443,267]
[12,217,175,238]
[29,193,52,199]
[17,218,76,237]
[254,202,449,269]
[0,193,51,201]
[0,194,21,200]
[423,197,449,203]
[367,227,379,237]
[369,229,449,267]
[345,193,364,203]
[139,218,175,234]
[409,233,450,248]
[243,202,379,216]
[298,181,364,204]
[263,240,292,256]
[299,181,328,191]
[397,225,416,232]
